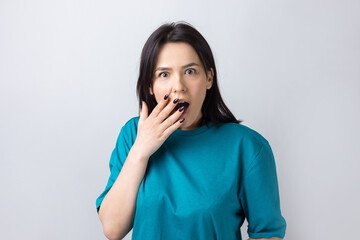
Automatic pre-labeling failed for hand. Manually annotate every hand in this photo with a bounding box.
[133,92,185,158]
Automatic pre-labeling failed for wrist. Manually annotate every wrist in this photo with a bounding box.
[130,142,150,162]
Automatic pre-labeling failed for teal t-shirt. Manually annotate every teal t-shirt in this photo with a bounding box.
[96,116,286,239]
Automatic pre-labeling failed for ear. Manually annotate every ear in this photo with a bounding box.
[206,68,214,90]
[149,86,153,95]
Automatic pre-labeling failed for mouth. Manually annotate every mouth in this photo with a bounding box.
[171,101,190,115]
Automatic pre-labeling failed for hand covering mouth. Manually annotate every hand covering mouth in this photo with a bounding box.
[170,101,190,115]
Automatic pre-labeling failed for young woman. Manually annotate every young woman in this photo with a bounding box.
[96,21,287,240]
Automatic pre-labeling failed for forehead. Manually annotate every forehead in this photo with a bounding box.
[155,42,201,67]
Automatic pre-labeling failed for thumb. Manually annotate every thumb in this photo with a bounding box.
[140,101,148,120]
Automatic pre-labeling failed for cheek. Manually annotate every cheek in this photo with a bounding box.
[153,88,168,103]
[196,84,208,97]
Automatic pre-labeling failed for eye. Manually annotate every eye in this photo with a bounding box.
[159,72,169,78]
[186,68,196,74]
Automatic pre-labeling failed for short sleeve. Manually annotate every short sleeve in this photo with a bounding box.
[239,142,287,239]
[95,126,132,214]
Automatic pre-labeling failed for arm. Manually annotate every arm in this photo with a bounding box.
[98,143,149,240]
[239,142,287,239]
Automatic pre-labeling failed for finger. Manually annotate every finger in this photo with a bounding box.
[162,113,185,138]
[150,91,171,118]
[157,96,181,123]
[140,101,148,121]
[161,102,185,130]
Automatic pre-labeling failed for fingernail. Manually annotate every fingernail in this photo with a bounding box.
[180,118,185,123]
[179,106,185,112]
[173,98,179,104]
[164,94,168,100]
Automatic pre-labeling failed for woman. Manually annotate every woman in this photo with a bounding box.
[96,21,287,240]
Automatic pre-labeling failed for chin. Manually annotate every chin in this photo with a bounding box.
[179,119,191,129]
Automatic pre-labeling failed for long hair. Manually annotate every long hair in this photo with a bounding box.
[136,21,242,126]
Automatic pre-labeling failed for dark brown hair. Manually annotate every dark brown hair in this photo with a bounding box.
[136,21,242,126]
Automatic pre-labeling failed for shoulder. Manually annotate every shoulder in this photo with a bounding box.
[216,122,271,161]
[117,116,140,145]
[217,122,269,146]
[122,116,140,131]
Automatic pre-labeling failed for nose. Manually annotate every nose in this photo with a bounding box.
[171,73,187,93]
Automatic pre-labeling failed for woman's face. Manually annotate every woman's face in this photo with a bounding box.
[150,42,214,130]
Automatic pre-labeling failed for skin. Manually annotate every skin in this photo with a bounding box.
[149,42,214,130]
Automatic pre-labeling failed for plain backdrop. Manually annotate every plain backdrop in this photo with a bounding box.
[1,0,359,239]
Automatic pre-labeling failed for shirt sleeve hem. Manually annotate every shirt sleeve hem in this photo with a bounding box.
[248,232,285,239]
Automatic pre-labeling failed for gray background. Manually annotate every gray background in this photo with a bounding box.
[1,0,359,239]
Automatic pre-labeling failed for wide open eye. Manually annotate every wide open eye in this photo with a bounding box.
[159,72,169,78]
[185,68,196,74]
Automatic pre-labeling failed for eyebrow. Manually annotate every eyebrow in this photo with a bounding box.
[154,62,200,72]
